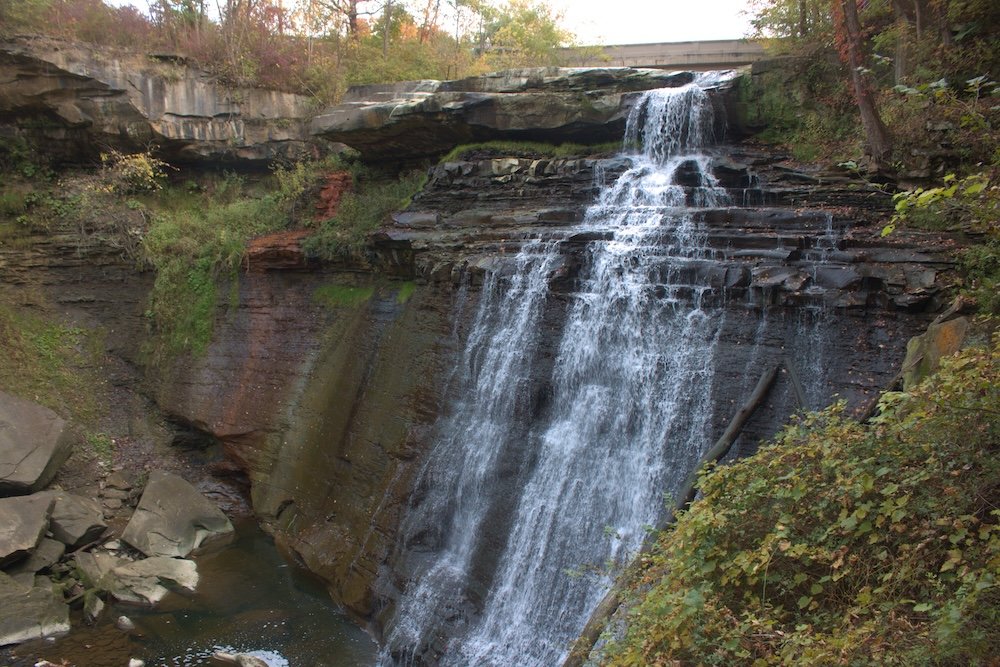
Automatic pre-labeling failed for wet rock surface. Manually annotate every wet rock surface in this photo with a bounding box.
[122,471,233,558]
[0,392,73,496]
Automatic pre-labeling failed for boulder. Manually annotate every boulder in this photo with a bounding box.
[75,551,198,605]
[5,537,64,576]
[903,317,970,390]
[0,572,70,646]
[0,493,55,567]
[122,472,233,558]
[212,652,272,667]
[46,491,107,548]
[0,391,73,496]
[113,556,199,593]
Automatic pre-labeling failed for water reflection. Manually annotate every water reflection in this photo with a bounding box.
[5,519,376,667]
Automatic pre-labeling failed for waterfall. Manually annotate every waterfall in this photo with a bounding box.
[383,78,742,666]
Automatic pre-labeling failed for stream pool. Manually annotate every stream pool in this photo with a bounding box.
[3,519,377,667]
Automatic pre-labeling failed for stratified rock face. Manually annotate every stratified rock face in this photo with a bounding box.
[122,471,233,557]
[311,67,702,160]
[156,275,458,618]
[0,35,318,165]
[0,391,73,496]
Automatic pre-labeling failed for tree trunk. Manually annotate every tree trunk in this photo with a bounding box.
[382,0,390,57]
[836,0,893,171]
[348,0,358,37]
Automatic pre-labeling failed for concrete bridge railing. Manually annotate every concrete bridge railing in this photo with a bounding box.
[560,39,766,71]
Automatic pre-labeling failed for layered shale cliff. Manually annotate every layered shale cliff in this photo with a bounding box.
[0,39,960,661]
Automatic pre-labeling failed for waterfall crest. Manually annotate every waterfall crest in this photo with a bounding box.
[383,78,744,666]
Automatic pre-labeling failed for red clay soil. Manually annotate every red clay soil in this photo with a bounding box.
[315,170,353,221]
[244,228,312,271]
[243,171,354,272]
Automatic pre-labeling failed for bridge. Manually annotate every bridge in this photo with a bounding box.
[560,39,767,71]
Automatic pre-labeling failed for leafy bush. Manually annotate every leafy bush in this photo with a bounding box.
[606,342,999,666]
[884,170,999,313]
[305,168,426,260]
[958,239,1000,314]
[98,149,173,194]
[735,53,861,164]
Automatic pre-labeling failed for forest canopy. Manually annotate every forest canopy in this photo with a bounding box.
[0,0,574,102]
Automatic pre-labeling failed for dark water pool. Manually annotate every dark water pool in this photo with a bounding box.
[4,519,377,667]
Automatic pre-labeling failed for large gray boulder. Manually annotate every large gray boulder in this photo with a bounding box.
[0,391,73,496]
[75,551,198,605]
[0,572,70,646]
[122,472,233,558]
[46,491,107,548]
[0,493,55,567]
[5,538,64,576]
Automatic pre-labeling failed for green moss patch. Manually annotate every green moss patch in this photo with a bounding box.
[314,284,375,308]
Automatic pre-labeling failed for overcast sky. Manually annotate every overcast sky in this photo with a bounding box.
[552,0,755,45]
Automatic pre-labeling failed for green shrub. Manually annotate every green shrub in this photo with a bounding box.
[85,432,114,463]
[606,342,999,666]
[142,189,285,360]
[305,168,427,260]
[99,149,173,194]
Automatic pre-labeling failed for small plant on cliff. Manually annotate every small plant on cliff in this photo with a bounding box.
[438,140,623,162]
[884,170,999,313]
[604,341,999,666]
[98,149,173,194]
[141,174,287,361]
[305,167,427,260]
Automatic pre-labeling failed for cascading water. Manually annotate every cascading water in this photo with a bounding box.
[383,76,750,666]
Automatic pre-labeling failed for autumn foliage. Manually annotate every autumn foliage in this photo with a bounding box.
[0,0,574,103]
[604,341,999,665]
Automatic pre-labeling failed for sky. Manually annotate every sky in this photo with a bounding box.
[551,0,755,45]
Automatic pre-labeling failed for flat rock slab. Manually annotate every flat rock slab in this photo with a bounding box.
[75,551,198,605]
[0,572,70,646]
[0,391,73,496]
[45,490,107,548]
[122,472,233,558]
[0,493,55,567]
